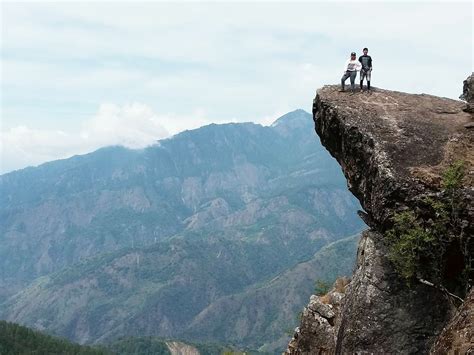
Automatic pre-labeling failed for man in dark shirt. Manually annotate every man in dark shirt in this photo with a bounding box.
[359,48,373,93]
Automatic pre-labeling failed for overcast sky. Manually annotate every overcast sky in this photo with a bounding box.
[1,1,472,173]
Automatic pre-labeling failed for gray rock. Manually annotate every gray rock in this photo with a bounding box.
[460,72,474,113]
[430,288,474,354]
[308,296,335,319]
[288,81,473,354]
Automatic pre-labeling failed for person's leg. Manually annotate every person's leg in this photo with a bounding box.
[350,71,356,92]
[367,70,372,91]
[360,70,366,91]
[340,72,350,91]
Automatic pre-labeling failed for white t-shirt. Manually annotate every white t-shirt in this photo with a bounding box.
[344,59,362,73]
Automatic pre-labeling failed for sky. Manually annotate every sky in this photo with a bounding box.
[1,1,472,174]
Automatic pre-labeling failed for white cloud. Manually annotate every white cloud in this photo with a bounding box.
[81,102,169,148]
[0,103,172,173]
[0,126,84,173]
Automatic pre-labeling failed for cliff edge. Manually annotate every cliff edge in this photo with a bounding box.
[286,79,473,354]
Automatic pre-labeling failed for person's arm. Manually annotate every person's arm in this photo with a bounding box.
[369,56,373,69]
[355,60,362,71]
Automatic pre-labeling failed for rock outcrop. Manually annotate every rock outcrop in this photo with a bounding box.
[460,73,474,114]
[430,288,474,354]
[287,83,473,354]
[166,341,200,355]
[286,278,348,354]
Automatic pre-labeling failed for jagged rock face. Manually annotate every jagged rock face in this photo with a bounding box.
[430,288,474,354]
[335,231,457,353]
[460,73,474,113]
[286,278,348,354]
[287,231,455,354]
[287,85,473,354]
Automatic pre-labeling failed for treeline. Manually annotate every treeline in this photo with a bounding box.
[0,320,107,354]
[106,337,248,355]
[106,337,171,355]
[0,321,264,355]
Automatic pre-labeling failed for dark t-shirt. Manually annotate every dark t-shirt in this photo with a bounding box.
[359,55,372,70]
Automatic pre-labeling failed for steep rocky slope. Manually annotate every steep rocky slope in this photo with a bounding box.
[287,83,473,354]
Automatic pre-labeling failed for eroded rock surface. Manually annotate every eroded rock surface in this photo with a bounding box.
[430,289,474,355]
[286,277,348,354]
[166,341,200,355]
[460,73,474,113]
[430,288,474,354]
[287,84,473,354]
[287,231,457,354]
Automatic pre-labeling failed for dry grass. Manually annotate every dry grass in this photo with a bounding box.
[319,277,351,304]
[334,277,350,293]
[319,294,331,304]
[410,134,473,188]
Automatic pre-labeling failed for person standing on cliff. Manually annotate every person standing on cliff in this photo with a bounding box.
[340,52,362,94]
[359,48,373,93]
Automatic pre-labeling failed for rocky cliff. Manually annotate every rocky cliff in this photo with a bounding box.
[431,288,473,354]
[460,73,474,114]
[287,82,473,354]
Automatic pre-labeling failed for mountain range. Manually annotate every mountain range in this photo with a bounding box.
[0,109,365,352]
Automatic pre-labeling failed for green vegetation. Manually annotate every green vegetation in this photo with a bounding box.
[442,159,465,191]
[314,279,332,296]
[0,320,107,355]
[194,342,251,355]
[106,337,171,355]
[106,336,262,355]
[1,235,360,354]
[387,160,469,294]
[387,211,437,281]
[0,322,263,355]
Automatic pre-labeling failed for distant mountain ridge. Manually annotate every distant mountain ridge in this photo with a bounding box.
[0,110,364,352]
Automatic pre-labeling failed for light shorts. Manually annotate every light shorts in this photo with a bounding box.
[360,68,372,81]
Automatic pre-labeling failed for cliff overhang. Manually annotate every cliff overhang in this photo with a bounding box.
[287,81,473,354]
[313,85,473,233]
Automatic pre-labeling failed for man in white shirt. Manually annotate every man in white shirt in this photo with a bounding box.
[340,52,362,93]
